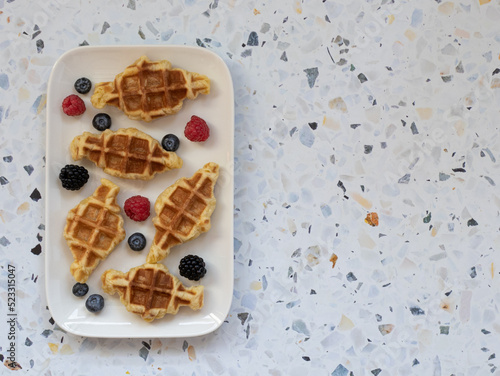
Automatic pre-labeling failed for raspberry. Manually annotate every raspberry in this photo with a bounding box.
[179,255,206,281]
[62,94,86,116]
[124,195,150,222]
[184,115,210,142]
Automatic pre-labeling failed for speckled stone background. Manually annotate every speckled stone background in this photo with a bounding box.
[1,0,500,375]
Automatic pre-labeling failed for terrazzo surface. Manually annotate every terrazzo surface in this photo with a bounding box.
[1,0,500,375]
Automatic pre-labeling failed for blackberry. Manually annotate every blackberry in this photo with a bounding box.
[72,282,89,297]
[128,232,146,251]
[85,294,104,313]
[92,113,112,131]
[74,77,92,94]
[59,164,89,190]
[161,134,180,152]
[179,255,206,281]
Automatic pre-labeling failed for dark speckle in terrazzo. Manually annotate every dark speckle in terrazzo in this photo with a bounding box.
[410,306,425,316]
[100,22,110,34]
[291,319,310,336]
[41,329,53,338]
[31,244,42,255]
[484,176,495,186]
[280,51,288,61]
[25,338,33,346]
[304,67,319,88]
[30,188,41,202]
[209,0,219,9]
[371,368,382,376]
[247,31,258,46]
[357,73,368,83]
[127,0,136,10]
[196,38,206,48]
[470,266,477,278]
[439,172,450,181]
[492,68,500,76]
[1,176,9,185]
[467,218,478,227]
[0,74,10,90]
[182,340,188,351]
[331,364,349,376]
[480,148,496,162]
[0,236,10,246]
[398,173,411,184]
[308,122,317,130]
[36,39,44,53]
[139,346,148,361]
[364,145,373,154]
[337,180,346,194]
[3,156,12,162]
[346,272,357,282]
[423,212,431,223]
[410,122,419,135]
[32,28,41,40]
[138,27,145,39]
[24,165,34,175]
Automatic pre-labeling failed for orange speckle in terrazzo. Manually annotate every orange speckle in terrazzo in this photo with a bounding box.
[454,28,470,38]
[253,8,260,15]
[365,212,379,227]
[188,345,196,361]
[16,202,29,215]
[438,2,454,15]
[338,314,354,330]
[294,1,302,14]
[479,0,491,5]
[416,107,433,120]
[352,192,372,209]
[250,281,262,290]
[48,343,58,354]
[330,253,338,269]
[404,29,416,41]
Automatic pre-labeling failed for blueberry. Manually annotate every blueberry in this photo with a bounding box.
[85,294,104,313]
[128,232,146,251]
[161,134,180,152]
[92,113,112,131]
[74,77,92,94]
[72,282,89,297]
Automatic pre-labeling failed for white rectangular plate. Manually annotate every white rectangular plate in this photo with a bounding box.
[45,45,234,338]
